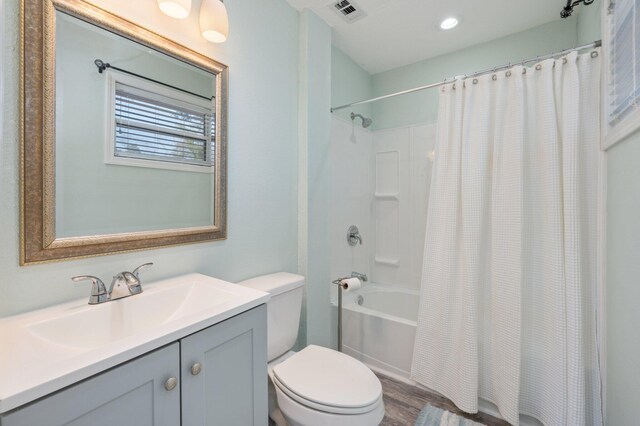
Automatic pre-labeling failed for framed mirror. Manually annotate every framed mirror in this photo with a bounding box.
[20,0,228,264]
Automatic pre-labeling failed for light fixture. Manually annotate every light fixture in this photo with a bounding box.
[439,17,459,30]
[157,0,191,19]
[200,0,229,43]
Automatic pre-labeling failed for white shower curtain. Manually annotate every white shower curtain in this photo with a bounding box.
[411,50,602,426]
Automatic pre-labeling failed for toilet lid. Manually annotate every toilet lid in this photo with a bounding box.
[272,345,382,410]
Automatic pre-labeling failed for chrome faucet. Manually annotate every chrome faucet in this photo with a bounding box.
[350,271,368,282]
[109,271,141,300]
[72,262,153,305]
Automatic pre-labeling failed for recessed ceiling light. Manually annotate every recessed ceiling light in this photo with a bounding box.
[440,17,459,30]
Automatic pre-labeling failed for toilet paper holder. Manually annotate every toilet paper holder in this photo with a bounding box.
[332,272,367,352]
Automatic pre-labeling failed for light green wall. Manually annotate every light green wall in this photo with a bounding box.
[606,131,640,426]
[330,46,373,122]
[371,17,579,129]
[55,14,213,237]
[298,10,332,348]
[577,0,602,45]
[0,0,300,317]
[573,5,640,426]
[591,1,640,424]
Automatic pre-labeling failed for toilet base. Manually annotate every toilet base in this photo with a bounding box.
[270,407,289,426]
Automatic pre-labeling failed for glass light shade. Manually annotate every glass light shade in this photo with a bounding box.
[200,0,229,43]
[158,0,192,19]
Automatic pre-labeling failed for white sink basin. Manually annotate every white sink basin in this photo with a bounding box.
[0,273,269,414]
[28,279,237,349]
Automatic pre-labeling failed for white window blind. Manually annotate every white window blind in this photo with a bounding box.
[114,83,215,167]
[610,0,640,123]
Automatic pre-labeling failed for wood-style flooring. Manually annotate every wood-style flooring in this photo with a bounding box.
[377,372,511,426]
[268,370,510,426]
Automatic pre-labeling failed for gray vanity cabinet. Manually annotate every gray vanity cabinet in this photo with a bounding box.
[181,304,268,425]
[1,343,181,426]
[0,305,268,426]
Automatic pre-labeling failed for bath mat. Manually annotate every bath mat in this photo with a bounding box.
[414,404,485,426]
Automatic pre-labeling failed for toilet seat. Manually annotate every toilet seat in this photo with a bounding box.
[271,373,383,415]
[271,345,383,415]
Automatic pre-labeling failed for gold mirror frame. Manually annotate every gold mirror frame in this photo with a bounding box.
[20,0,228,265]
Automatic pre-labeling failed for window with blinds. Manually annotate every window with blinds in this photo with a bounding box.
[111,81,215,169]
[609,0,640,124]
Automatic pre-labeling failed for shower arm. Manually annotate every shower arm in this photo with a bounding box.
[350,112,373,128]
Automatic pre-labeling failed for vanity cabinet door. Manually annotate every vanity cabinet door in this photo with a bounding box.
[0,343,180,426]
[181,305,268,426]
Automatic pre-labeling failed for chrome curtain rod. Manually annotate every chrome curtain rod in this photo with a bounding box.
[330,40,602,112]
[93,59,213,101]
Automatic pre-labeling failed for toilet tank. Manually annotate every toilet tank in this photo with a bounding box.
[238,272,304,362]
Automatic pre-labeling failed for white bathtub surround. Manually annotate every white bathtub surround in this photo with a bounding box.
[329,115,436,374]
[329,116,436,299]
[340,284,418,377]
[412,50,603,426]
[371,124,435,290]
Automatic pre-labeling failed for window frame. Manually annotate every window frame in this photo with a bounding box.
[105,71,215,174]
[603,0,640,149]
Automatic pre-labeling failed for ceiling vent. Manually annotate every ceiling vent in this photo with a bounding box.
[332,0,366,23]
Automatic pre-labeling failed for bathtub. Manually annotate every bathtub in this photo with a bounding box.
[335,285,419,378]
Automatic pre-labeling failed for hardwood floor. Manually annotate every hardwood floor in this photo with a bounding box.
[377,372,511,426]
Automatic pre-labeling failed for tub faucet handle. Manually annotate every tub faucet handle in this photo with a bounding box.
[347,225,362,246]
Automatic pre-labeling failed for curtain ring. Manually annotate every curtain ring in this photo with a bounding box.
[535,64,542,70]
[472,78,478,84]
[492,74,497,81]
[563,57,568,64]
[452,83,456,90]
[522,68,527,75]
[506,70,512,77]
[591,51,599,58]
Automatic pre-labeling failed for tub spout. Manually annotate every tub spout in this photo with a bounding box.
[351,272,368,282]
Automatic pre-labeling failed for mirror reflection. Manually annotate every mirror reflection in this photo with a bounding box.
[55,12,216,238]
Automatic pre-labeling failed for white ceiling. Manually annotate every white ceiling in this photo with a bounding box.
[287,0,570,74]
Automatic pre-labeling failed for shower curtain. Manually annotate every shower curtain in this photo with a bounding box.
[411,50,602,426]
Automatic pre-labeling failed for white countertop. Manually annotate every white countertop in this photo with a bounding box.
[0,273,269,414]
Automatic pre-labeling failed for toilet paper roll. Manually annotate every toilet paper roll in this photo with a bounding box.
[340,277,362,292]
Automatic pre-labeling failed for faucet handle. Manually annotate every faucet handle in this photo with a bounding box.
[72,275,109,305]
[132,262,153,280]
[122,271,142,296]
[347,225,363,246]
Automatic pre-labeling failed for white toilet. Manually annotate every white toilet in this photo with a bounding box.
[239,272,385,426]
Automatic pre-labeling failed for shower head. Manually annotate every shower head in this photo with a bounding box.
[350,112,373,128]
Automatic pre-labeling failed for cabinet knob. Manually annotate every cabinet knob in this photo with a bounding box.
[191,362,202,376]
[164,376,178,391]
